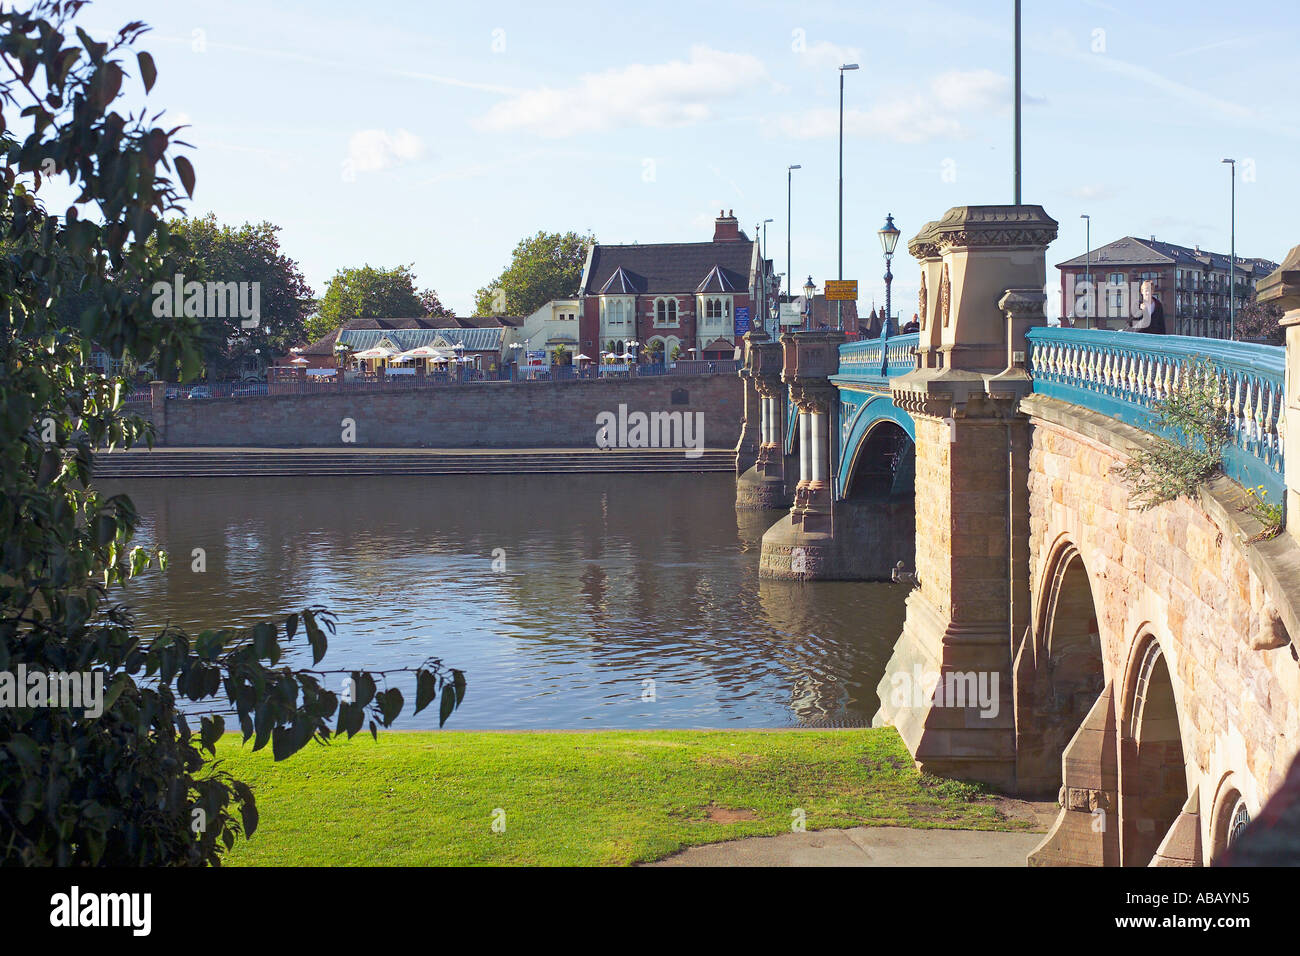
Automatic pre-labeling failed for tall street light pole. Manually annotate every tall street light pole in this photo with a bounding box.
[1080,213,1091,327]
[1222,158,1236,340]
[1014,0,1021,205]
[838,63,859,332]
[762,218,774,335]
[787,164,800,316]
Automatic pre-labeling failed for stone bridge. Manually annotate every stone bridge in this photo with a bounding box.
[733,204,1300,865]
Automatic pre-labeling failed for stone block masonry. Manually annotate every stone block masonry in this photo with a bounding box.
[146,375,742,448]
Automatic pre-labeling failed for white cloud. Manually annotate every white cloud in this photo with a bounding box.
[1067,183,1118,201]
[794,41,861,72]
[475,46,768,137]
[771,69,1010,143]
[345,128,425,173]
[929,69,1010,112]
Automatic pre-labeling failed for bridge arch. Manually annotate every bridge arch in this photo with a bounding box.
[1118,631,1191,866]
[1016,538,1107,796]
[1208,771,1255,863]
[836,396,915,501]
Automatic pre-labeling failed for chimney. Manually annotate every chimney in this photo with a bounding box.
[713,208,740,242]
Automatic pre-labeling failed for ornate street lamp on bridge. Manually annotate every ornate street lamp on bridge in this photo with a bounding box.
[803,275,816,330]
[877,213,900,334]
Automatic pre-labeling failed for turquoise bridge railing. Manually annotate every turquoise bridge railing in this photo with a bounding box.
[835,333,920,385]
[1027,328,1285,502]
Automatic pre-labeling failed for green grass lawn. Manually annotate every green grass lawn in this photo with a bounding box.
[208,728,1031,866]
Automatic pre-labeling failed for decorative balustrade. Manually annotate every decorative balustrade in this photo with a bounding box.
[1026,328,1285,500]
[834,333,920,384]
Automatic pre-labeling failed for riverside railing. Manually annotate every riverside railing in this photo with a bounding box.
[1026,327,1285,500]
[121,359,742,403]
[835,333,920,384]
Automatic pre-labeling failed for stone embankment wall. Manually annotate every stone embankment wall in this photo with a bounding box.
[140,375,742,448]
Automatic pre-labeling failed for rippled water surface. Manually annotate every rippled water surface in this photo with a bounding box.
[98,474,908,728]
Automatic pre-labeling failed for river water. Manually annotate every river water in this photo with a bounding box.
[98,474,908,729]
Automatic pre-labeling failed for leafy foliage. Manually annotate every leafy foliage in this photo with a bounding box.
[1120,358,1231,510]
[473,229,593,318]
[418,286,453,319]
[1242,484,1284,539]
[164,213,313,379]
[307,263,437,342]
[1234,297,1284,345]
[0,1,463,866]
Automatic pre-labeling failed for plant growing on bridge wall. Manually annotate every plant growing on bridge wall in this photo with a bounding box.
[0,2,464,866]
[1119,357,1231,511]
[1242,485,1284,539]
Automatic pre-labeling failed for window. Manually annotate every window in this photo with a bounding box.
[654,297,678,327]
[1105,272,1127,319]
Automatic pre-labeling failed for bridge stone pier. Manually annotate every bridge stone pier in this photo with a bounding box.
[873,205,1058,789]
[736,328,795,511]
[739,203,1300,864]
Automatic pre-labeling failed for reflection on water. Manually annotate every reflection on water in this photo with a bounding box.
[96,474,907,729]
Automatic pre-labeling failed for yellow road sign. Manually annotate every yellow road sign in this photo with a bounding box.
[823,280,858,301]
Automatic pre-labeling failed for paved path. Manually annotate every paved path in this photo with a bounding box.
[645,826,1047,867]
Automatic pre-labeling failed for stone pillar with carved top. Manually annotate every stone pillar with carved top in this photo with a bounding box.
[872,205,1058,790]
[758,329,846,578]
[1256,246,1300,545]
[734,327,770,476]
[736,329,792,510]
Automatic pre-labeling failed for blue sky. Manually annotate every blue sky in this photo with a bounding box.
[77,0,1300,320]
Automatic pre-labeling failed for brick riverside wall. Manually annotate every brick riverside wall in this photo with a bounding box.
[1027,409,1300,848]
[150,374,742,448]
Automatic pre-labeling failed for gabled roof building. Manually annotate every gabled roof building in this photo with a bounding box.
[290,315,521,368]
[1056,235,1279,337]
[577,210,772,361]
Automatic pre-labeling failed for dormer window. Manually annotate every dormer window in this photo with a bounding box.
[698,295,732,328]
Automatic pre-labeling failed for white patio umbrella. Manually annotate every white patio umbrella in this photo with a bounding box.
[575,353,592,361]
[289,356,309,365]
[352,346,398,360]
[395,345,446,362]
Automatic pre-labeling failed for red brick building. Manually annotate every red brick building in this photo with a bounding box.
[1056,236,1278,337]
[577,211,773,362]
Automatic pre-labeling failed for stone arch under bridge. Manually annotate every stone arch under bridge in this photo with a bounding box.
[1019,400,1298,866]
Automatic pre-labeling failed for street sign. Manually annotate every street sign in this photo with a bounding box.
[525,350,546,366]
[779,303,802,326]
[734,306,750,336]
[823,280,858,301]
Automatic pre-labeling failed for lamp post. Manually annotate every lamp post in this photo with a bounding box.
[787,164,800,310]
[838,63,859,332]
[1078,213,1091,327]
[1222,158,1236,339]
[877,214,900,339]
[803,275,816,331]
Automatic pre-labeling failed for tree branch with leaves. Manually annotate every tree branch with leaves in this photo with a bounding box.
[0,0,463,867]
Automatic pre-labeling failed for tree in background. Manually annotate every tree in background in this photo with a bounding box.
[308,263,421,342]
[0,2,463,866]
[1234,298,1284,345]
[473,230,593,318]
[419,287,454,319]
[166,214,312,379]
